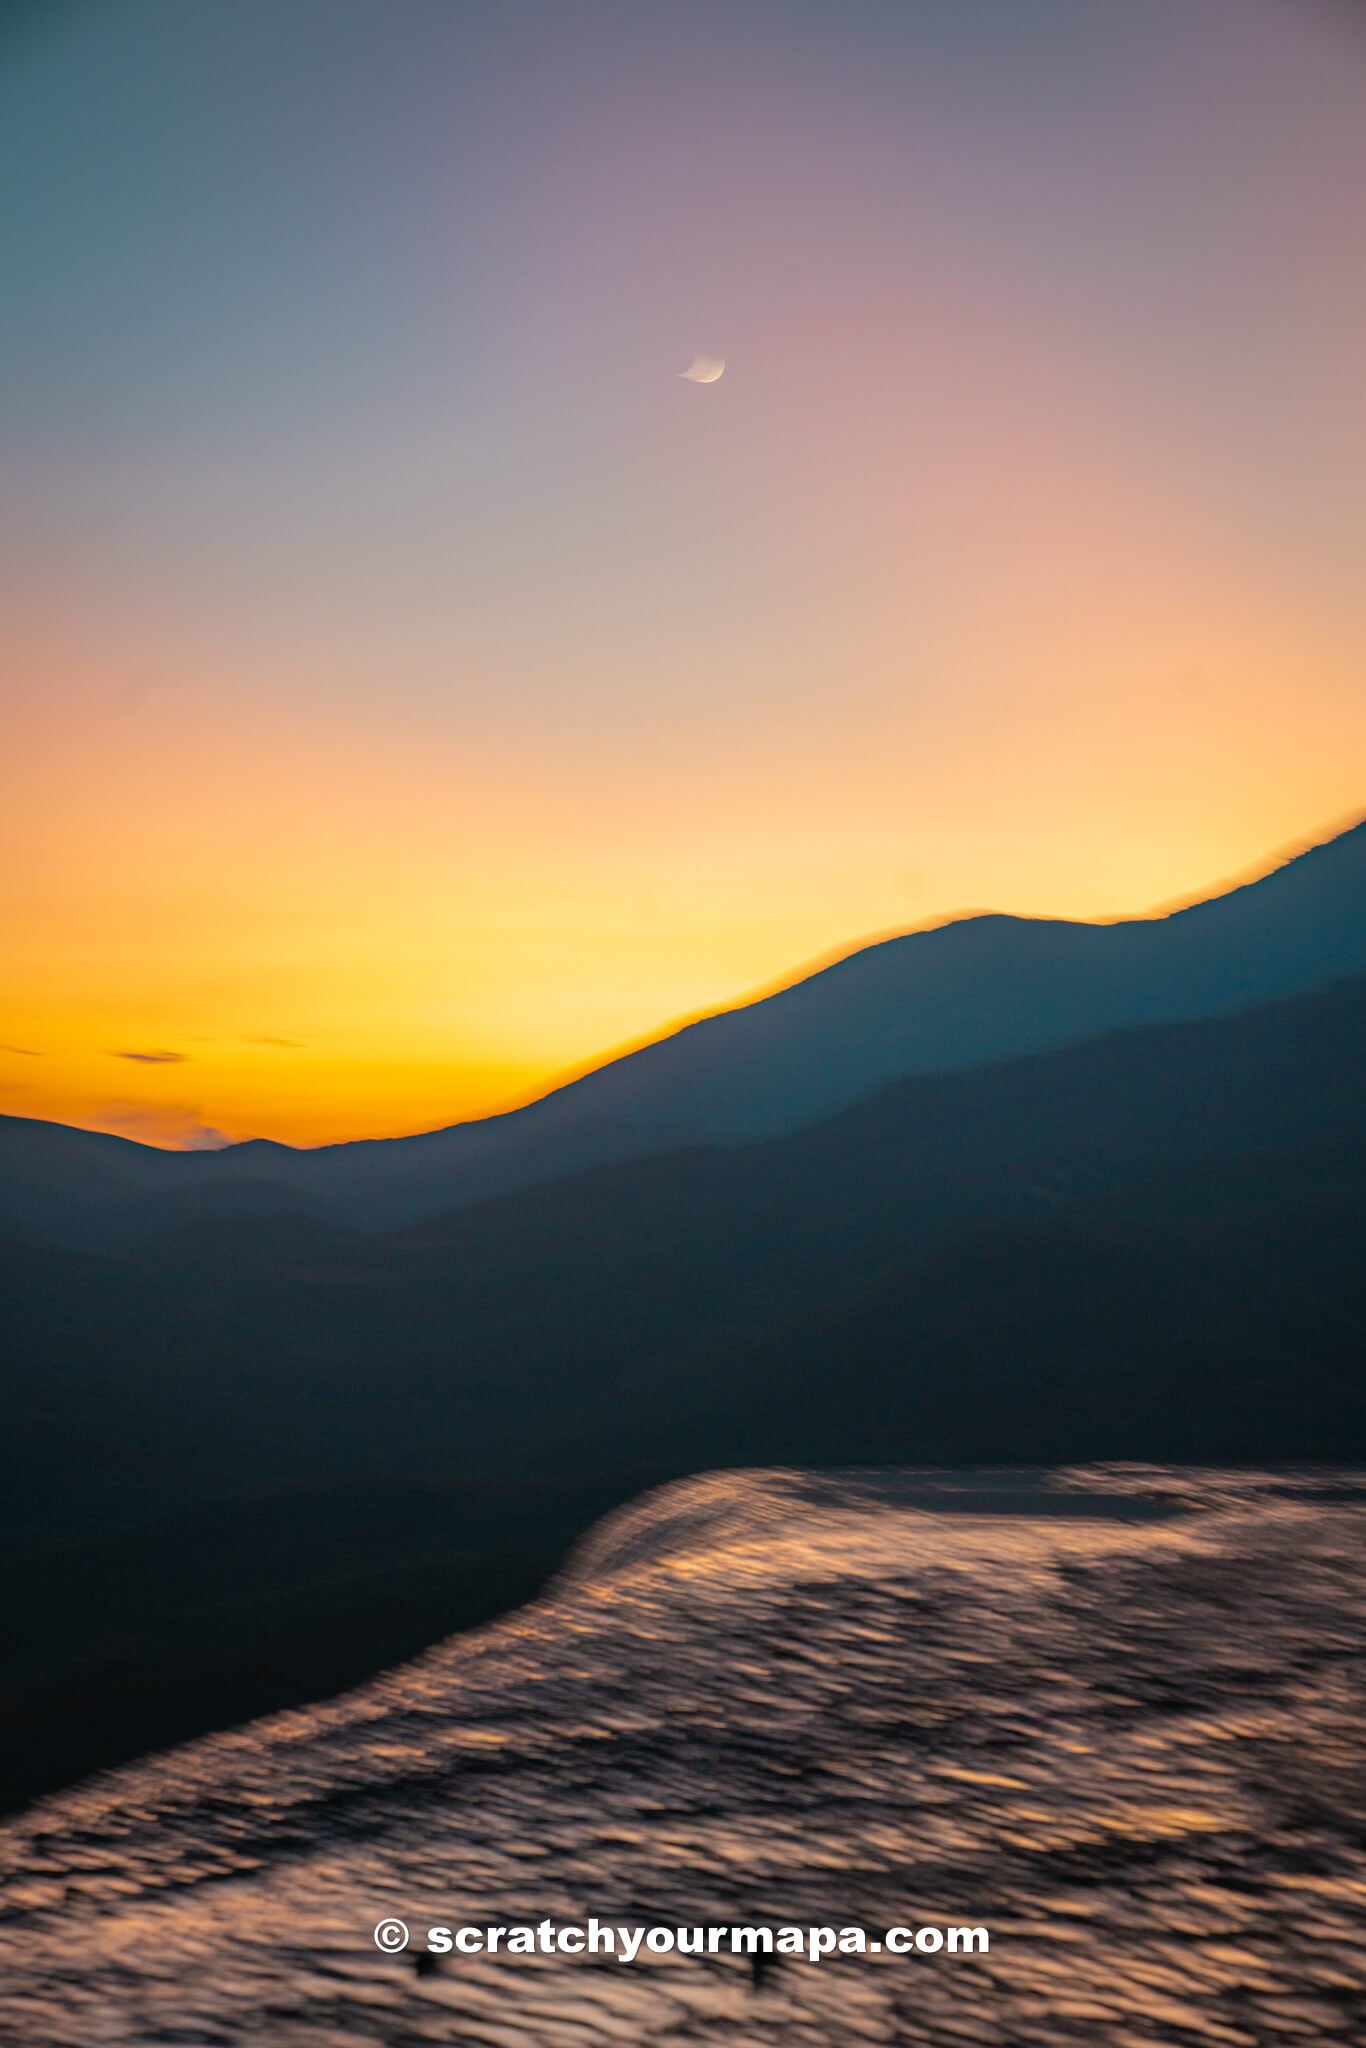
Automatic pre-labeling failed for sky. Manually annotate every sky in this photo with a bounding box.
[2,0,1364,1148]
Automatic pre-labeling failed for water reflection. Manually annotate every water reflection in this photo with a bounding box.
[2,1466,1365,2044]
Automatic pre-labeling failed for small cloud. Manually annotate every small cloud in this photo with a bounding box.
[98,1100,236,1149]
[249,1036,305,1049]
[182,1122,233,1151]
[0,1044,41,1056]
[110,1048,190,1065]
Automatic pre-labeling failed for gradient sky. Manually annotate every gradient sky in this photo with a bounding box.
[2,0,1364,1147]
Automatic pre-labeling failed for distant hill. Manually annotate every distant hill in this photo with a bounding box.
[3,971,1363,1808]
[2,815,1364,1251]
[5,974,1364,1531]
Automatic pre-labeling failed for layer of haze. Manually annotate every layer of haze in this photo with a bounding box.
[3,0,1364,1147]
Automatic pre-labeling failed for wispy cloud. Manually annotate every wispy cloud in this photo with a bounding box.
[249,1036,305,1049]
[110,1048,190,1064]
[98,1100,235,1150]
[182,1122,232,1150]
[0,1044,41,1056]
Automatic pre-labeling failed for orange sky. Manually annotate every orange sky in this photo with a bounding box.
[4,575,1361,1147]
[3,0,1364,1148]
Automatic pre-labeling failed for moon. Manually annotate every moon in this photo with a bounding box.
[679,354,725,384]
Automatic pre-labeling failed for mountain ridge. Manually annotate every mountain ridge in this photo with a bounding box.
[3,969,1363,1810]
[3,814,1363,1245]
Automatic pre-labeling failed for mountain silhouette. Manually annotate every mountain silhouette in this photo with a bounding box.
[2,815,1363,1249]
[2,970,1363,1808]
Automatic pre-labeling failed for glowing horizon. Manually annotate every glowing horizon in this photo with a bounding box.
[3,806,1359,1152]
[3,0,1365,1148]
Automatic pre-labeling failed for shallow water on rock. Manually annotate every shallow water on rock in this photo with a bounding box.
[3,1466,1366,2045]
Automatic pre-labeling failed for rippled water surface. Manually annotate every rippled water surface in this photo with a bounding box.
[4,1466,1366,2045]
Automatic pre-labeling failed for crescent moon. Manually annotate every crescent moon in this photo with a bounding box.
[679,354,725,384]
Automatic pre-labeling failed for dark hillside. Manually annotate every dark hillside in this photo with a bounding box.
[2,977,1363,1808]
